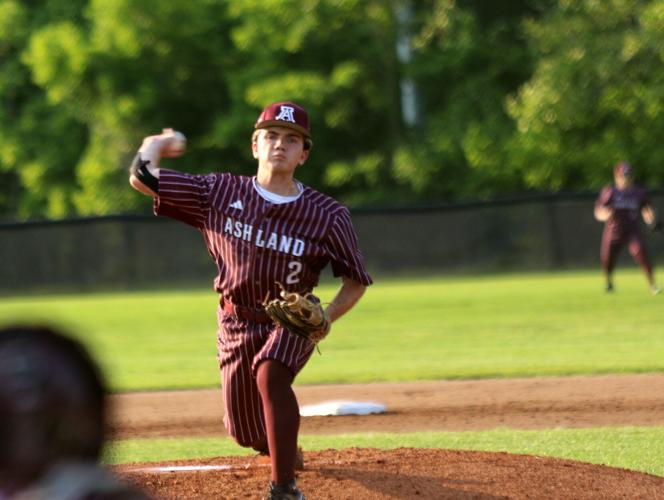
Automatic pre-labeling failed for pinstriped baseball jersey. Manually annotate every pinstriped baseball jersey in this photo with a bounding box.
[155,169,373,303]
[595,185,649,239]
[154,168,372,445]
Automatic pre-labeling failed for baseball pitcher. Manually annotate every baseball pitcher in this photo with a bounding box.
[128,101,373,500]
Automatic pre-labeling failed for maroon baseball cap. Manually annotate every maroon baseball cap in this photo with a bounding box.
[255,101,311,139]
[614,161,631,176]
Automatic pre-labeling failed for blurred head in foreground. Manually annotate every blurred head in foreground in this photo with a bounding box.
[0,324,148,499]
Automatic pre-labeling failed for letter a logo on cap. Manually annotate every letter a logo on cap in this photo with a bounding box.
[255,101,311,140]
[275,105,296,123]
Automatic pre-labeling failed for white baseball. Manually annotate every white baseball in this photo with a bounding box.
[159,129,186,156]
[168,131,187,154]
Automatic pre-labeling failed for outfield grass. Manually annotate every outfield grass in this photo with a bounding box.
[3,269,663,474]
[1,269,662,391]
[103,427,664,477]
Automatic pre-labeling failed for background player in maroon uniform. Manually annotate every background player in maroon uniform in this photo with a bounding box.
[129,101,372,500]
[594,161,660,295]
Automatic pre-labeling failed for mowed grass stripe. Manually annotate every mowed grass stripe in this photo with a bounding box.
[1,269,663,391]
[103,426,664,477]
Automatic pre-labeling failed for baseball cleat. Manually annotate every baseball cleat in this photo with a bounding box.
[651,285,661,296]
[265,479,305,500]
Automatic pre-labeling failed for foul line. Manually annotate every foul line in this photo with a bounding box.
[125,464,245,473]
[122,457,369,474]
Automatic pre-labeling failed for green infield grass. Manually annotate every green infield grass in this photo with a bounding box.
[103,427,664,476]
[1,269,662,391]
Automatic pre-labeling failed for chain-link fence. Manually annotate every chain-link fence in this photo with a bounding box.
[2,192,664,294]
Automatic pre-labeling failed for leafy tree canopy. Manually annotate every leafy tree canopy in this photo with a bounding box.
[1,0,663,220]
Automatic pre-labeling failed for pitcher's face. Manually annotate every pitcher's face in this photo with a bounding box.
[253,127,308,174]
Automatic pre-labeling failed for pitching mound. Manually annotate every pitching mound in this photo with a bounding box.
[116,447,664,499]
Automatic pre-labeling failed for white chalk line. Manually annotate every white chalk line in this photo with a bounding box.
[126,464,241,473]
[123,457,359,474]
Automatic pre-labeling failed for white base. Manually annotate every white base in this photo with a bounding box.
[299,400,387,417]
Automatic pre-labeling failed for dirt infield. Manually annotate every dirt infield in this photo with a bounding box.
[110,374,664,499]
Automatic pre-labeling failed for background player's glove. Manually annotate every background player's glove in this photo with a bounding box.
[264,284,331,344]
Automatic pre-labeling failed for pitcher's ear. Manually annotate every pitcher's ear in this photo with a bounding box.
[299,150,310,165]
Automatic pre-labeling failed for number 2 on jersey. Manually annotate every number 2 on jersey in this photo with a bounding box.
[286,261,303,284]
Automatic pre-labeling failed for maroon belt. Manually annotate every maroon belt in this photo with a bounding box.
[221,299,272,323]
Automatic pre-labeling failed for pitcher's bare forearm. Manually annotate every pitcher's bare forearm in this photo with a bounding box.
[129,129,185,197]
[326,276,366,323]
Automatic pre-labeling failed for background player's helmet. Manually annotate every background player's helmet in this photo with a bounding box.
[614,161,631,177]
[255,101,313,150]
[0,325,107,488]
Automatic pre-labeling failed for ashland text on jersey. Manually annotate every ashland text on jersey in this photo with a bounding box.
[223,216,306,257]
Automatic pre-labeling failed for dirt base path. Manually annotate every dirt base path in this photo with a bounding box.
[111,374,664,499]
[109,373,664,438]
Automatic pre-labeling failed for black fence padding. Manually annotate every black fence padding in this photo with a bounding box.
[2,192,663,293]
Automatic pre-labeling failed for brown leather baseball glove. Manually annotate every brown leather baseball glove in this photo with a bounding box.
[264,284,330,344]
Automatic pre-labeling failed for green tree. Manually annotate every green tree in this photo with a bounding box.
[0,0,88,219]
[1,0,555,220]
[22,0,235,216]
[507,0,664,190]
[392,0,538,201]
